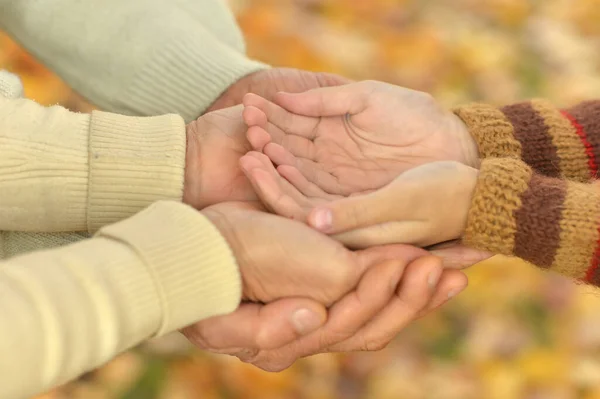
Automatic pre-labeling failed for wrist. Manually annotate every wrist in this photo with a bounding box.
[452,114,480,169]
[202,205,252,300]
[459,166,480,235]
[183,121,203,209]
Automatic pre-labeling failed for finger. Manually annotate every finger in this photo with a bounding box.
[250,121,316,159]
[418,269,468,316]
[354,243,428,278]
[264,143,343,194]
[274,82,371,117]
[243,93,320,138]
[181,297,327,353]
[307,188,398,234]
[429,244,493,269]
[315,72,354,87]
[239,152,309,220]
[277,165,338,200]
[283,259,409,358]
[333,221,432,249]
[328,256,442,352]
[242,105,268,128]
[247,126,272,152]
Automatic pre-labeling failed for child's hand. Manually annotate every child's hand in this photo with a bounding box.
[242,81,479,197]
[308,161,479,248]
[239,154,491,267]
[241,155,477,246]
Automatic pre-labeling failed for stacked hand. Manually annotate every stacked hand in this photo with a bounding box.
[180,74,478,371]
[183,68,352,209]
[183,201,467,371]
[240,80,492,265]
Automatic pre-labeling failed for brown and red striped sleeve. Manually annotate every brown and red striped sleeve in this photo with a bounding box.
[463,157,600,285]
[454,100,600,182]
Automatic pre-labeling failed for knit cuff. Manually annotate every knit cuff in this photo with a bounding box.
[454,103,523,160]
[116,33,268,123]
[87,111,186,232]
[455,100,597,182]
[464,158,600,283]
[97,201,241,336]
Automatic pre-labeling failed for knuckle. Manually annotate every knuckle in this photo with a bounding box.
[342,202,368,228]
[330,252,358,294]
[234,348,260,363]
[180,325,212,350]
[365,338,390,352]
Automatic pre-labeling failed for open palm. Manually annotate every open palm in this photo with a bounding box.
[242,80,476,197]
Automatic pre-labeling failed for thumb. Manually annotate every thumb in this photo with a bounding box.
[307,187,397,234]
[182,298,327,352]
[274,82,370,117]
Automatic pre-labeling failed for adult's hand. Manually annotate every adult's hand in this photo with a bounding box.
[199,201,434,305]
[183,69,351,209]
[183,252,468,372]
[242,80,480,196]
[207,68,351,112]
[183,105,257,208]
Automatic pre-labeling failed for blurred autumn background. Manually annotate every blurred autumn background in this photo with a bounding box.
[2,0,600,398]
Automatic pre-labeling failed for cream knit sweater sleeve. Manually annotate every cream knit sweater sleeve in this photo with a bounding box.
[0,0,267,122]
[0,200,241,399]
[0,70,189,259]
[0,72,186,234]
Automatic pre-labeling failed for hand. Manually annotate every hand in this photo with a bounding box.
[304,161,480,248]
[183,69,351,209]
[238,155,492,268]
[182,254,468,372]
[242,80,479,196]
[184,105,256,209]
[240,157,485,247]
[207,68,352,112]
[201,201,433,305]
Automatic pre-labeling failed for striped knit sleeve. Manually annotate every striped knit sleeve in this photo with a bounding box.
[454,100,600,182]
[463,157,600,285]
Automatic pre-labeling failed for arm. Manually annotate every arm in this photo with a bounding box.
[0,0,266,122]
[0,92,186,233]
[0,201,240,399]
[464,157,600,284]
[455,99,600,182]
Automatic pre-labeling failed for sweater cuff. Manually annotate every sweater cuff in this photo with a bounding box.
[116,33,268,123]
[88,111,186,232]
[454,103,523,161]
[455,100,595,181]
[464,158,600,283]
[97,201,241,336]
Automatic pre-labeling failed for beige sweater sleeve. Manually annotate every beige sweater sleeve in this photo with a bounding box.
[0,201,241,399]
[0,91,186,233]
[0,0,267,122]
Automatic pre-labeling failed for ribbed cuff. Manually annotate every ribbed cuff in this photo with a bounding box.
[454,103,523,160]
[87,111,186,232]
[97,201,241,336]
[463,158,532,256]
[119,34,268,123]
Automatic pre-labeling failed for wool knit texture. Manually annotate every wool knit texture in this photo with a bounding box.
[456,100,600,285]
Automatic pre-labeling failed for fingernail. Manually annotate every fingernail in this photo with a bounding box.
[428,269,441,290]
[312,208,332,231]
[291,308,322,335]
[447,287,465,299]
